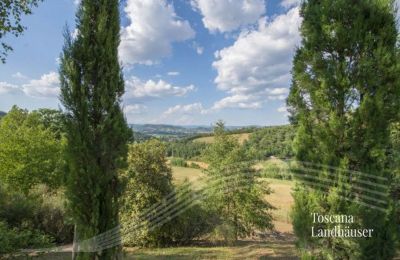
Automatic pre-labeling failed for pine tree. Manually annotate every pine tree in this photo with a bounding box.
[59,0,131,259]
[288,0,399,258]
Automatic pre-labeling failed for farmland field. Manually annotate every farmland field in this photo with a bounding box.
[193,133,251,144]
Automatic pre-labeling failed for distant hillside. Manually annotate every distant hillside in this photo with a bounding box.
[0,111,6,118]
[130,124,213,138]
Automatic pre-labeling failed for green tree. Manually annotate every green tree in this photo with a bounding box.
[0,0,42,63]
[287,0,400,258]
[59,0,131,258]
[0,106,63,193]
[203,121,274,243]
[119,139,175,247]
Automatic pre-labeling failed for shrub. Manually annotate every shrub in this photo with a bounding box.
[0,221,53,254]
[189,162,201,169]
[170,157,188,167]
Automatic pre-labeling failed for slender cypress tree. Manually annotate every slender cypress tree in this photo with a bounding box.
[59,0,131,259]
[288,0,399,258]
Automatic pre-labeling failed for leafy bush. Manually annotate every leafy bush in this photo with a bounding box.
[0,221,53,254]
[169,182,217,245]
[120,140,176,247]
[189,162,201,169]
[261,160,292,180]
[170,157,187,167]
[0,185,73,247]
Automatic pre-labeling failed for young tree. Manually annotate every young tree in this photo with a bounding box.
[288,0,400,258]
[119,139,175,247]
[203,121,274,243]
[59,0,131,258]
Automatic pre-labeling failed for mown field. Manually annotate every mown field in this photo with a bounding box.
[193,133,251,144]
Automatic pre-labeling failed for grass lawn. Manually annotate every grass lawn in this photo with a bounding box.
[123,239,298,259]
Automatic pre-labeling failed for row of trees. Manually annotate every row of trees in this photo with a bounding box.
[288,0,400,258]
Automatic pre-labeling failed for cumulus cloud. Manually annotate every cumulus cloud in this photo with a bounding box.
[22,72,60,98]
[0,82,21,95]
[160,102,208,125]
[119,0,195,65]
[163,102,207,115]
[277,106,288,113]
[212,95,262,110]
[212,7,301,109]
[0,72,60,98]
[281,0,302,9]
[124,76,195,99]
[191,0,265,33]
[12,72,28,80]
[124,104,147,114]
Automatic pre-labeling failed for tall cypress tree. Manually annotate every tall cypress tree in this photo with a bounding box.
[288,0,399,258]
[59,0,131,259]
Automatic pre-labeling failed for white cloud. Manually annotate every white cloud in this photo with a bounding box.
[212,7,301,109]
[0,82,21,95]
[281,0,301,9]
[124,104,147,114]
[212,95,262,109]
[160,102,208,125]
[196,46,204,55]
[277,106,288,113]
[192,0,265,33]
[124,76,195,99]
[12,72,28,80]
[119,0,195,65]
[167,71,180,76]
[163,102,207,115]
[22,72,60,98]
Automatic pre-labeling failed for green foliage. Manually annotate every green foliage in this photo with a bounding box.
[170,157,188,167]
[168,181,217,245]
[166,140,208,160]
[120,139,175,247]
[0,221,53,254]
[244,125,295,160]
[189,162,201,169]
[288,0,400,258]
[34,108,65,139]
[60,0,132,258]
[262,160,292,180]
[0,184,73,253]
[0,0,42,63]
[0,106,64,193]
[202,121,274,243]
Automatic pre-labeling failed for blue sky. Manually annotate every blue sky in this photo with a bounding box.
[0,0,304,126]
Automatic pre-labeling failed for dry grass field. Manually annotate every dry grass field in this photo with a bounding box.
[193,133,251,144]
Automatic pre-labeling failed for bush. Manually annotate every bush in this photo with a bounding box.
[0,185,73,247]
[120,140,176,247]
[0,221,53,254]
[189,162,201,169]
[170,157,188,167]
[262,160,292,180]
[169,182,217,245]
